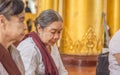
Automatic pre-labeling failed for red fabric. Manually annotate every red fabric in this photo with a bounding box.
[24,32,59,75]
[0,44,21,75]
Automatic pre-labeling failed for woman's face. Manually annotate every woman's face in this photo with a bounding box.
[38,21,62,46]
[5,11,27,42]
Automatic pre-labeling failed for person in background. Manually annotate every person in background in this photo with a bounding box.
[28,0,37,14]
[17,9,68,75]
[25,1,31,13]
[109,29,120,75]
[26,19,32,32]
[96,12,110,75]
[0,0,26,75]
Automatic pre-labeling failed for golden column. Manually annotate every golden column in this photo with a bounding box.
[107,0,120,37]
[60,0,105,55]
[37,0,59,15]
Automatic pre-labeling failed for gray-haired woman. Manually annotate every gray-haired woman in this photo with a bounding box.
[17,9,68,75]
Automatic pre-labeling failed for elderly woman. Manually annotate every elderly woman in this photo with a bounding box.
[17,9,68,75]
[0,0,26,75]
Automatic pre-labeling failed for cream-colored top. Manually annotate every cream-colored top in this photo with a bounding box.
[109,30,120,75]
[0,45,25,75]
[17,37,68,75]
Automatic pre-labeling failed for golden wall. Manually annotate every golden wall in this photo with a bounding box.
[107,0,120,37]
[37,0,60,16]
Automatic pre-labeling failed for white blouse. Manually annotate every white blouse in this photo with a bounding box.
[0,45,25,75]
[109,30,120,75]
[17,37,68,75]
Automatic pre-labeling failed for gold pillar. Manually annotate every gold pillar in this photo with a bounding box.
[107,0,120,37]
[53,0,59,11]
[60,0,105,55]
[37,0,59,16]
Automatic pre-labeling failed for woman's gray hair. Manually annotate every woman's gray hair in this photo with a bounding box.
[34,9,63,29]
[0,0,24,20]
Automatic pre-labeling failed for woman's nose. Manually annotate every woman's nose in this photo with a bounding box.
[24,24,27,30]
[54,33,60,40]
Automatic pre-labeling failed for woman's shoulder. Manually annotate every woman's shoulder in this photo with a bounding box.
[20,37,34,45]
[111,30,120,40]
[17,37,37,52]
[18,37,35,48]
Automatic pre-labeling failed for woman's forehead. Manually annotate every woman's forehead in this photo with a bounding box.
[45,22,62,30]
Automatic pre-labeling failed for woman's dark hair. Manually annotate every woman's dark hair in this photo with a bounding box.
[0,0,24,20]
[34,9,63,29]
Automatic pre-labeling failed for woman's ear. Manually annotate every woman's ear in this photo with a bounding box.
[0,15,7,29]
[36,24,42,33]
